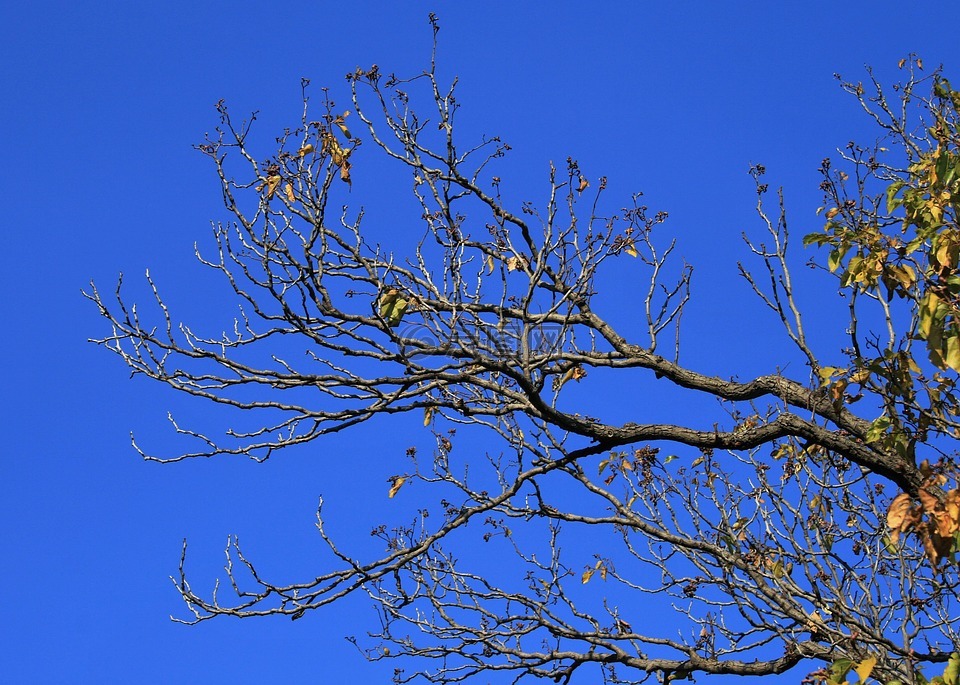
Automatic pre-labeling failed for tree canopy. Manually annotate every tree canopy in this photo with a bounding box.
[89,21,960,685]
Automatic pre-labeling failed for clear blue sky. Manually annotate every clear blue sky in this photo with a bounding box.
[2,2,958,682]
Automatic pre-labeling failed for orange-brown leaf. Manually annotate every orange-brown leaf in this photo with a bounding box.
[919,488,939,515]
[887,493,913,531]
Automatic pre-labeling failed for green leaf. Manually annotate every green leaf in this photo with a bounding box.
[830,659,854,681]
[946,331,960,373]
[886,180,906,213]
[828,249,842,273]
[936,152,951,186]
[920,292,942,339]
[866,414,892,443]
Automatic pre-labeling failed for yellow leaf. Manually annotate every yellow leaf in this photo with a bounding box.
[378,288,409,327]
[854,656,877,683]
[485,254,495,275]
[624,239,638,258]
[298,144,315,157]
[424,406,435,426]
[284,183,295,203]
[581,568,595,584]
[387,475,406,498]
[818,366,842,383]
[826,207,840,219]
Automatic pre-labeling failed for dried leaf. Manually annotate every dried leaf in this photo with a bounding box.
[887,493,913,531]
[323,133,352,167]
[424,406,435,427]
[554,365,587,391]
[387,475,406,498]
[581,568,595,584]
[506,255,527,272]
[946,490,960,527]
[485,254,495,275]
[919,488,939,515]
[298,144,315,157]
[284,182,295,203]
[340,162,352,185]
[934,510,958,539]
[922,529,941,565]
[578,176,589,193]
[266,174,281,199]
[334,111,353,139]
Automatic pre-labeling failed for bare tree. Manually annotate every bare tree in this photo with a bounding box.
[88,19,960,685]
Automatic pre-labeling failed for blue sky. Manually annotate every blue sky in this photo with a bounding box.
[2,2,959,682]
